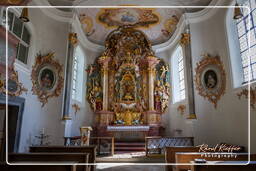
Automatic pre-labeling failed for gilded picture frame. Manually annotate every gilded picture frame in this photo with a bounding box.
[31,53,63,107]
[195,54,226,108]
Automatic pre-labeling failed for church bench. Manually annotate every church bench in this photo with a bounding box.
[174,153,256,171]
[145,137,194,156]
[190,161,256,171]
[8,152,89,171]
[29,146,97,171]
[64,136,115,156]
[2,162,77,171]
[165,146,200,171]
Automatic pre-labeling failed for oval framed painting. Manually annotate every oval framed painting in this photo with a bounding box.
[31,53,63,107]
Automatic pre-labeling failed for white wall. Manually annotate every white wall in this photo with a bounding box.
[167,4,256,153]
[16,6,69,152]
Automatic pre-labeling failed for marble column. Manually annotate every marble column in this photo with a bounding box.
[146,55,160,111]
[98,55,111,111]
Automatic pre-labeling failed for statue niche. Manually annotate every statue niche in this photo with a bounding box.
[86,26,170,129]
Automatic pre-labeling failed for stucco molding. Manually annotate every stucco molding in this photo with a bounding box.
[32,0,225,53]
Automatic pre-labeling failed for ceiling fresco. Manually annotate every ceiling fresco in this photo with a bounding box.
[77,8,183,46]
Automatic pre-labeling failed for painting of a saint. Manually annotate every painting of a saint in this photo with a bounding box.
[204,70,217,89]
[39,68,55,90]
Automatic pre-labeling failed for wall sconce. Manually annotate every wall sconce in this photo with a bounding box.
[234,2,243,20]
[19,8,29,22]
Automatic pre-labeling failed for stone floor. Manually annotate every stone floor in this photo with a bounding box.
[96,164,165,171]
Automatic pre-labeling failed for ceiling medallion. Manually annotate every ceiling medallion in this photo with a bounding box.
[31,53,64,107]
[195,54,226,108]
[0,68,27,96]
[96,8,160,29]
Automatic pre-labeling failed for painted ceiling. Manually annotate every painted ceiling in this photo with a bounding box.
[47,0,213,45]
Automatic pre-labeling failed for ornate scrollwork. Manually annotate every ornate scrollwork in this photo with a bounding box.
[0,68,27,96]
[195,54,226,108]
[237,87,256,110]
[31,53,64,107]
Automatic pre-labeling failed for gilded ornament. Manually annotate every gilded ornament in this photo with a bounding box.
[69,33,78,45]
[31,53,64,107]
[72,103,81,115]
[195,54,226,108]
[237,87,256,109]
[177,104,186,115]
[180,33,190,45]
[0,68,27,96]
[162,15,179,36]
[79,14,95,36]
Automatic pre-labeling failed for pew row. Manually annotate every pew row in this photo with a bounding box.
[165,146,200,171]
[190,161,256,171]
[8,152,89,171]
[174,153,256,171]
[29,146,97,171]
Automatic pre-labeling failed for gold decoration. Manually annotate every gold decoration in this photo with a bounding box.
[177,104,186,115]
[237,87,256,109]
[0,68,27,96]
[180,33,190,45]
[187,113,197,119]
[72,103,81,114]
[31,53,64,107]
[69,33,78,45]
[62,116,72,120]
[162,15,179,36]
[195,54,226,108]
[79,14,95,36]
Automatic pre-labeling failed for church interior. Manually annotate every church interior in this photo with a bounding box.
[0,0,256,170]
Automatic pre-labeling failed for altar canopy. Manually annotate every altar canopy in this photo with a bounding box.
[86,26,170,137]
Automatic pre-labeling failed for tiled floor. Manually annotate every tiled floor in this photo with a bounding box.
[96,164,165,171]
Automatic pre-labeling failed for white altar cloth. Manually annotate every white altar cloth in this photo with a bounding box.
[107,126,150,132]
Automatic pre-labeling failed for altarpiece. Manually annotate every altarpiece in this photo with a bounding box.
[86,26,170,138]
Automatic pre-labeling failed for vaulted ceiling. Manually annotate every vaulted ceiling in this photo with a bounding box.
[46,0,213,45]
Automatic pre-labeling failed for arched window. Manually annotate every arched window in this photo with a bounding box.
[235,0,256,83]
[0,8,31,64]
[172,45,186,103]
[72,45,85,102]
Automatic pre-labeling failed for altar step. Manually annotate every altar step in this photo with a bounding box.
[114,142,145,153]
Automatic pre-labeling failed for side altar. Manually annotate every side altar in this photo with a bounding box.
[86,26,170,140]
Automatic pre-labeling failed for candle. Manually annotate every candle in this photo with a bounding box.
[42,128,45,135]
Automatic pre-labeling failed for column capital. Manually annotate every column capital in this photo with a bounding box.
[98,55,111,69]
[146,55,160,69]
[180,33,190,45]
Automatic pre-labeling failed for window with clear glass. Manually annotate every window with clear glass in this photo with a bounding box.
[236,0,256,83]
[0,8,30,64]
[172,45,186,103]
[72,46,85,102]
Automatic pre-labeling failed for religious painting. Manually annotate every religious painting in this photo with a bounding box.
[195,54,226,108]
[0,68,27,96]
[31,53,63,107]
[38,67,56,91]
[97,8,160,28]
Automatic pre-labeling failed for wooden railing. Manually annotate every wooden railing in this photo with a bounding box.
[64,136,115,156]
[145,136,194,156]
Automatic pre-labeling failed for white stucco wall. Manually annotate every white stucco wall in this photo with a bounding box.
[15,6,69,152]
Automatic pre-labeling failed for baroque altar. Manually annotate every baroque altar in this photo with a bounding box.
[86,26,170,139]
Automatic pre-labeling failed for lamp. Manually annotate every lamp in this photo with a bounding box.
[19,8,29,22]
[234,2,243,20]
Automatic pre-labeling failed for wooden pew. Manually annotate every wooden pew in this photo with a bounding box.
[29,146,97,171]
[8,152,89,171]
[165,146,199,171]
[175,153,255,171]
[2,163,77,171]
[190,161,256,171]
